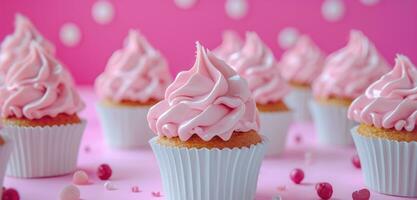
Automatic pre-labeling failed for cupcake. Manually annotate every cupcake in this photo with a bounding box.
[227,32,291,156]
[0,134,12,196]
[95,30,172,149]
[0,42,86,178]
[280,35,325,122]
[0,14,55,82]
[348,55,417,197]
[212,30,243,61]
[310,30,389,146]
[148,42,267,200]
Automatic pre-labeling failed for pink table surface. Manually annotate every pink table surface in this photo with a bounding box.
[3,87,414,200]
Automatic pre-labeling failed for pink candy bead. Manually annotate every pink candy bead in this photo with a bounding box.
[73,170,89,185]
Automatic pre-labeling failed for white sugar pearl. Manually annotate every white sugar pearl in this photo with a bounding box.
[225,0,248,20]
[278,27,299,49]
[60,185,80,200]
[92,0,114,25]
[272,195,282,200]
[360,0,380,6]
[174,0,197,9]
[321,0,345,22]
[60,23,81,47]
[104,181,116,190]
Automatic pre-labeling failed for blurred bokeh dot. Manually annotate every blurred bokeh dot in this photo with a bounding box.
[174,0,197,9]
[60,23,81,47]
[360,0,380,6]
[278,27,299,49]
[321,0,345,22]
[225,0,248,20]
[92,0,114,25]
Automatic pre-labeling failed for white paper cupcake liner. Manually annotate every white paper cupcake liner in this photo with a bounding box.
[309,100,356,146]
[284,87,312,122]
[352,127,417,197]
[149,136,268,200]
[96,103,154,149]
[259,111,292,156]
[0,134,13,196]
[3,120,86,178]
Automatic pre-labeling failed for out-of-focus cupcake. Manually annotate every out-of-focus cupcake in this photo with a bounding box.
[280,35,325,122]
[310,30,389,146]
[0,42,86,178]
[212,30,243,61]
[0,134,12,197]
[0,14,55,83]
[227,32,291,156]
[148,42,266,200]
[348,55,417,197]
[95,30,172,149]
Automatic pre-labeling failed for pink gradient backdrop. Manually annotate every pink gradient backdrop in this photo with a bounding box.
[0,0,416,85]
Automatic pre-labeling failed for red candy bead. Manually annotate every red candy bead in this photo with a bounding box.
[2,188,20,200]
[290,168,304,184]
[316,182,333,200]
[352,188,370,200]
[352,154,361,169]
[97,164,112,180]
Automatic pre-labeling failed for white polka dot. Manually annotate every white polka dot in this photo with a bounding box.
[278,27,299,49]
[60,23,81,47]
[321,0,345,22]
[174,0,197,9]
[360,0,380,6]
[92,0,114,25]
[225,0,248,20]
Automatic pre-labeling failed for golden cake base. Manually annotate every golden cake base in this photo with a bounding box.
[157,130,262,150]
[315,96,353,107]
[357,124,417,142]
[3,114,81,127]
[102,99,158,107]
[257,101,289,112]
[289,81,311,90]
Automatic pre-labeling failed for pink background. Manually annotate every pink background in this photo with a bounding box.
[1,0,417,85]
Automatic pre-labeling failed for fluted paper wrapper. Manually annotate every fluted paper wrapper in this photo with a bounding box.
[96,104,154,149]
[3,120,86,178]
[284,87,312,122]
[352,127,417,197]
[259,111,292,156]
[0,135,12,196]
[150,137,267,200]
[310,100,356,146]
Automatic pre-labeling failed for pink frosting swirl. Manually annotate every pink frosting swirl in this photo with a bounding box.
[348,55,417,132]
[227,32,289,104]
[95,30,172,103]
[212,30,243,61]
[147,42,259,141]
[313,30,390,99]
[0,42,84,119]
[0,14,55,79]
[280,35,325,85]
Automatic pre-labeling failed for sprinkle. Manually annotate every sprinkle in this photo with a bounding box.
[131,186,141,193]
[151,191,162,197]
[72,170,89,185]
[104,181,116,191]
[60,185,80,200]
